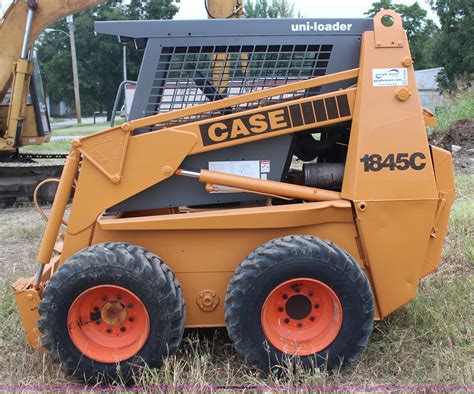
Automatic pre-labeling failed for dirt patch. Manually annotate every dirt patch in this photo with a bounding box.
[429,119,474,174]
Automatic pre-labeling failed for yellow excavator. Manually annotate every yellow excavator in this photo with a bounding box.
[0,0,242,206]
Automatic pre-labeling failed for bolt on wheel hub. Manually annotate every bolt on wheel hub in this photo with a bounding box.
[101,301,127,326]
[67,285,150,363]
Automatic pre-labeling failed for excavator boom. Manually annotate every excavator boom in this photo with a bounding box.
[0,0,104,101]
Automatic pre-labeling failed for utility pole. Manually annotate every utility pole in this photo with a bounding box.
[123,45,128,81]
[66,15,82,124]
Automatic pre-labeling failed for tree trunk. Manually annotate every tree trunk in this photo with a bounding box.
[106,106,113,122]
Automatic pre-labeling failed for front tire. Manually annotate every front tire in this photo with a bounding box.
[225,235,374,371]
[38,242,185,382]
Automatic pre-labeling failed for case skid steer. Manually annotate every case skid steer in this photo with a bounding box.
[13,8,455,381]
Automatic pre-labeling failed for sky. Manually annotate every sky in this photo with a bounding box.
[175,0,436,20]
[1,0,437,20]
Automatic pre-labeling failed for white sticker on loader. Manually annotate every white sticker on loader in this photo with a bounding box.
[208,160,261,193]
[260,160,271,173]
[372,68,408,87]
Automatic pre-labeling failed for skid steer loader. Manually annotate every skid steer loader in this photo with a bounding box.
[13,9,455,381]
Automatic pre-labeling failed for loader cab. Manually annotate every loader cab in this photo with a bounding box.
[96,17,373,212]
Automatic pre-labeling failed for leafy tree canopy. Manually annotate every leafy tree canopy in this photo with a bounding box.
[429,0,473,90]
[245,0,295,18]
[38,0,178,118]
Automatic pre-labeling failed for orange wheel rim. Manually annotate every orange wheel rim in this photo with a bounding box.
[67,285,150,363]
[261,278,343,356]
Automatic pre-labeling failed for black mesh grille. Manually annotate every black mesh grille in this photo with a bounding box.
[144,44,333,128]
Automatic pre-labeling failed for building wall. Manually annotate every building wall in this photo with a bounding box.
[415,67,444,110]
[47,96,71,117]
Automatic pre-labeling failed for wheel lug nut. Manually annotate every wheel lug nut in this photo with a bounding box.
[116,294,122,300]
[314,303,320,309]
[282,294,288,300]
[106,328,112,333]
[308,291,314,297]
[284,318,290,324]
[310,316,315,321]
[102,296,108,301]
[278,307,284,312]
[129,316,135,322]
[120,327,126,332]
[297,322,303,327]
[127,303,133,308]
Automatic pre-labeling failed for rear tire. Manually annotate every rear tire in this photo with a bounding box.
[38,242,185,383]
[225,235,374,371]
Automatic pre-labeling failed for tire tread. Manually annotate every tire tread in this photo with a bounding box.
[38,242,185,381]
[225,235,374,370]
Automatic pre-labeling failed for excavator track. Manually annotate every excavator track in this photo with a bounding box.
[0,154,64,207]
[18,152,67,160]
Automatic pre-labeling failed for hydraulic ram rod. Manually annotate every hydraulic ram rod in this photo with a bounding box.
[34,150,80,285]
[177,168,342,201]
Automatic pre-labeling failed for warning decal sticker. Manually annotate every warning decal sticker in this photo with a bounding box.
[260,160,271,173]
[208,160,271,193]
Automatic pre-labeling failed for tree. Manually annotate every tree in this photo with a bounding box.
[38,0,178,119]
[245,0,295,18]
[366,1,438,70]
[127,0,179,19]
[429,0,474,91]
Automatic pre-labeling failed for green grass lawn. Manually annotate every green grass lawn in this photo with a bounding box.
[431,90,474,132]
[20,121,120,153]
[52,123,112,136]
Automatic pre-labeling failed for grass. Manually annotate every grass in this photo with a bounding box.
[52,121,123,136]
[456,174,474,202]
[20,121,121,153]
[448,175,474,264]
[21,139,73,153]
[431,90,474,132]
[3,221,44,241]
[0,175,472,389]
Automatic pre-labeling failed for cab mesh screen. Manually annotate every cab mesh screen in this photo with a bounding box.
[144,44,333,128]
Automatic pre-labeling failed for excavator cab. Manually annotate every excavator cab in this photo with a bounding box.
[0,51,51,152]
[29,51,52,141]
